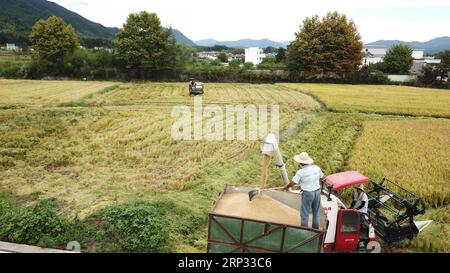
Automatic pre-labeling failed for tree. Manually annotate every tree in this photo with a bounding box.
[436,50,450,81]
[418,51,450,86]
[29,16,79,62]
[243,62,254,70]
[217,51,228,63]
[114,11,176,79]
[257,57,286,70]
[287,12,363,77]
[229,59,242,69]
[231,48,245,55]
[276,47,286,63]
[349,64,389,84]
[418,65,439,85]
[264,46,277,54]
[382,44,413,74]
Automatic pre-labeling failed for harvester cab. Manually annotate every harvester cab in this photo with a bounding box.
[320,172,376,252]
[188,78,204,96]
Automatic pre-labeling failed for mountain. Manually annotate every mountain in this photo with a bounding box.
[170,29,196,47]
[0,0,119,40]
[366,36,450,54]
[195,38,289,48]
[0,0,196,47]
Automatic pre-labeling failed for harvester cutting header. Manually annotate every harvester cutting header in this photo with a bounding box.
[207,134,431,253]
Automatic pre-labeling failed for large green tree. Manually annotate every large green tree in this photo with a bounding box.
[29,16,79,62]
[217,51,228,63]
[419,50,450,85]
[287,12,363,77]
[382,44,414,74]
[436,50,450,81]
[276,47,286,63]
[114,11,179,79]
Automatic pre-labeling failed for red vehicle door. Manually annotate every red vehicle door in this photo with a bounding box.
[334,209,360,252]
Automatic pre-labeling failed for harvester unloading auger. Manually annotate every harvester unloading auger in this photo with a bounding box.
[208,134,432,253]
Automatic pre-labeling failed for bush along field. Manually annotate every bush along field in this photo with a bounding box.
[0,81,449,253]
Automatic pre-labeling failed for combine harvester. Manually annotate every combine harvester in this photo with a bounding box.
[207,134,432,253]
[188,78,204,96]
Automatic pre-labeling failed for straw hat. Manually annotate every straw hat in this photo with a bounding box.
[355,185,365,192]
[293,152,314,165]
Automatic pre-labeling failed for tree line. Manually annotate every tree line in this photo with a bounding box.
[0,11,449,86]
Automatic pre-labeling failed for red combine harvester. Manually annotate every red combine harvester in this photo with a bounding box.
[207,134,431,253]
[320,171,430,252]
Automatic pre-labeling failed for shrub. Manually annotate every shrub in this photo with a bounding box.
[99,201,171,252]
[0,62,28,79]
[0,195,87,248]
[347,65,389,84]
[97,199,205,253]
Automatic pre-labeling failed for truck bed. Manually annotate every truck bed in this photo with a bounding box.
[207,185,327,253]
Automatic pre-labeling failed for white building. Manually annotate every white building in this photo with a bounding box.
[411,57,441,74]
[245,47,265,65]
[363,45,387,65]
[363,45,441,75]
[412,50,424,59]
[197,51,219,60]
[6,43,19,51]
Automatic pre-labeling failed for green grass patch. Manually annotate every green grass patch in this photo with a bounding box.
[0,192,92,249]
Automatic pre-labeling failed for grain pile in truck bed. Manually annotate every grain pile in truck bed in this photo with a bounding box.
[213,192,300,226]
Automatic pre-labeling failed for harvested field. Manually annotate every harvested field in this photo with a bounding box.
[0,82,319,217]
[97,83,317,110]
[0,79,116,106]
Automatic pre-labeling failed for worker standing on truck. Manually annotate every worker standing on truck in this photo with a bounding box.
[283,152,324,229]
[351,186,369,226]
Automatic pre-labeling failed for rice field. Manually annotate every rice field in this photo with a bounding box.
[280,83,450,118]
[0,51,31,64]
[347,118,450,208]
[0,79,116,106]
[96,83,315,109]
[0,83,319,218]
[400,206,450,253]
[0,80,448,253]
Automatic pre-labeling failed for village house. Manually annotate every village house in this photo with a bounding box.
[6,43,20,51]
[363,45,441,75]
[197,51,219,60]
[245,47,265,65]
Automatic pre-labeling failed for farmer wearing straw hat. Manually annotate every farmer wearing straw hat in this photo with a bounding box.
[351,185,369,226]
[283,152,324,229]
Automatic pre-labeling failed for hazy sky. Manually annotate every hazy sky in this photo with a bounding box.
[51,0,450,43]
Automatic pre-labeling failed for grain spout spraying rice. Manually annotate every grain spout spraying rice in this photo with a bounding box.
[213,192,301,226]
